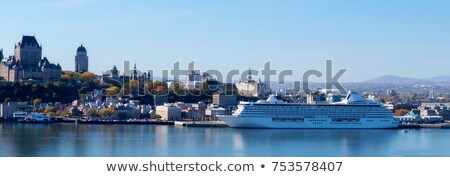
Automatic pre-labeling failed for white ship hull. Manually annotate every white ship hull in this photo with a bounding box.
[218,91,400,129]
[218,116,399,129]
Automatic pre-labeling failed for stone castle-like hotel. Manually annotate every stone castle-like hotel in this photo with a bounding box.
[0,36,62,82]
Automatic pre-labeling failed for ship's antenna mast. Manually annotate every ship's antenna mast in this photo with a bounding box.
[259,78,264,101]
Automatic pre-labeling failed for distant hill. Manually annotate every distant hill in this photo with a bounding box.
[426,76,450,83]
[363,75,432,84]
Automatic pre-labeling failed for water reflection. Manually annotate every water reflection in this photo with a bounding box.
[226,129,401,156]
[1,123,449,157]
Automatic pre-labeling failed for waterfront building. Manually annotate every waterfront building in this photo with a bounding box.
[205,105,226,121]
[75,45,88,72]
[0,102,30,117]
[140,105,154,118]
[184,108,204,121]
[156,103,181,121]
[113,106,140,120]
[175,102,207,121]
[213,93,237,107]
[0,36,62,82]
[419,102,450,120]
[421,109,438,117]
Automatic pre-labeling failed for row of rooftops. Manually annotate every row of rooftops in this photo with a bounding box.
[0,57,62,70]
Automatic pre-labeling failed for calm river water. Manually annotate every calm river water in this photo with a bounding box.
[1,123,449,157]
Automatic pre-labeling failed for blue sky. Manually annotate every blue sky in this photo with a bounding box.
[0,0,449,82]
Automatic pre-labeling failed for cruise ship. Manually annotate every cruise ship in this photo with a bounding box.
[217,91,399,129]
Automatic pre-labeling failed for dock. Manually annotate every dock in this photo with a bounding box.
[76,119,174,125]
[398,123,450,129]
[174,121,229,127]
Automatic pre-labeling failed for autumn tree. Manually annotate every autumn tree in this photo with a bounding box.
[44,106,58,115]
[105,86,120,96]
[98,107,116,119]
[86,108,98,117]
[32,98,42,106]
[395,109,410,116]
[79,72,96,82]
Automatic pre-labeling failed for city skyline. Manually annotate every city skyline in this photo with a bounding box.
[0,0,449,82]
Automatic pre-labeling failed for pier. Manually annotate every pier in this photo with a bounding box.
[76,119,174,125]
[174,121,229,127]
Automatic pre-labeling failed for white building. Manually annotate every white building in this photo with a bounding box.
[156,103,182,121]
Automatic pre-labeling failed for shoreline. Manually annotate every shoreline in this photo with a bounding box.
[398,123,450,129]
[2,116,450,129]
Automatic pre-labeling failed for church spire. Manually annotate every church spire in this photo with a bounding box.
[132,63,138,80]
